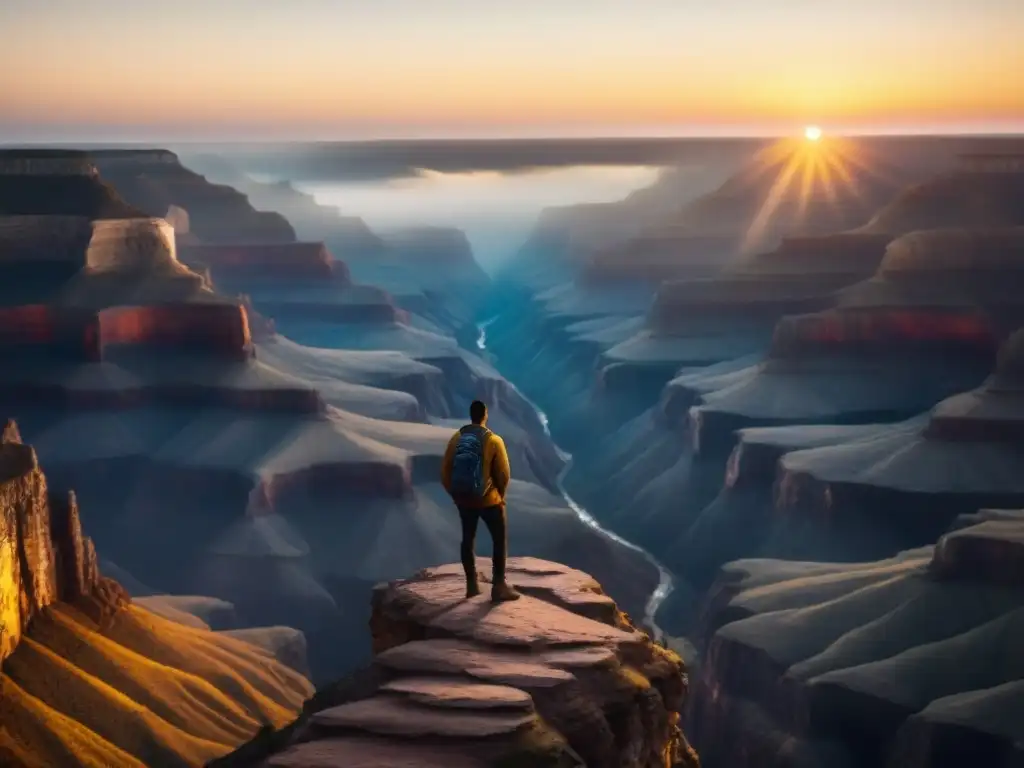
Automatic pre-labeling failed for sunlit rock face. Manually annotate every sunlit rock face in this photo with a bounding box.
[84,217,180,272]
[0,421,108,664]
[212,559,699,768]
[0,431,312,767]
[91,149,297,244]
[689,513,1024,768]
[163,203,194,242]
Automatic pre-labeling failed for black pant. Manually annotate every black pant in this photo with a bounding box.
[458,504,507,586]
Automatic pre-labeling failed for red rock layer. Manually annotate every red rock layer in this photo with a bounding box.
[0,301,255,360]
[98,302,252,358]
[768,308,998,359]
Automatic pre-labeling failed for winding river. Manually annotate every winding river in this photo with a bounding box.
[476,319,675,640]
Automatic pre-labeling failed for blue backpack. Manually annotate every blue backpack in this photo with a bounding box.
[449,425,491,498]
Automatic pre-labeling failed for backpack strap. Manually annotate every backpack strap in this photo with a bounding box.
[459,424,491,445]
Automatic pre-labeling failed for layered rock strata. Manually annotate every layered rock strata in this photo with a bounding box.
[690,513,1024,768]
[771,328,1024,561]
[211,558,700,768]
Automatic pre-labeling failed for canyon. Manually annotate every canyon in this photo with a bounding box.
[2,136,1024,767]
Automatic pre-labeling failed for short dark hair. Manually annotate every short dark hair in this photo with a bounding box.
[469,400,487,424]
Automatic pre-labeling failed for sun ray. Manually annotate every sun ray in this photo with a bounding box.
[742,145,804,253]
[817,154,841,211]
[822,151,862,206]
[831,138,902,188]
[795,148,819,224]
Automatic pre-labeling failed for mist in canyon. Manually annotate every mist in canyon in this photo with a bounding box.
[288,164,663,273]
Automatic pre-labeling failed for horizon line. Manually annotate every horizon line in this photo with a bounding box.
[2,127,1023,148]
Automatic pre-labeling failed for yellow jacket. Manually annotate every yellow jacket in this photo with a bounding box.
[441,426,510,508]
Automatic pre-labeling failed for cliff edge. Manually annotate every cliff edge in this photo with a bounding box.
[0,420,313,767]
[212,557,699,768]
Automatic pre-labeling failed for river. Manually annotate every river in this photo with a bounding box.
[476,319,675,641]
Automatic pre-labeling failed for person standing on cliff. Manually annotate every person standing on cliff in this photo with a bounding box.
[441,400,521,602]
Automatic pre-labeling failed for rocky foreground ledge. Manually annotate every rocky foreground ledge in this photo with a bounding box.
[213,558,699,768]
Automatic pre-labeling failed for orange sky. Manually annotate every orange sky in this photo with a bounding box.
[1,0,1021,139]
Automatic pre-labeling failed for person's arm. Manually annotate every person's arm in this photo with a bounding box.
[441,432,459,493]
[491,435,511,502]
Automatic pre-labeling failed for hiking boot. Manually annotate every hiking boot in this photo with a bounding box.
[491,582,521,603]
[466,581,482,599]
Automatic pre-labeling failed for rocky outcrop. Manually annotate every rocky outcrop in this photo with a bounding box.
[84,217,180,272]
[212,558,699,768]
[690,514,1024,768]
[0,419,122,664]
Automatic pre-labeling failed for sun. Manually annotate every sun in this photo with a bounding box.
[804,125,823,142]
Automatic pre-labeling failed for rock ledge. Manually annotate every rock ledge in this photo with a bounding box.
[214,558,699,768]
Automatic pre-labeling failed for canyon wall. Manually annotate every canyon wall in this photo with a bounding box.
[0,419,118,663]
